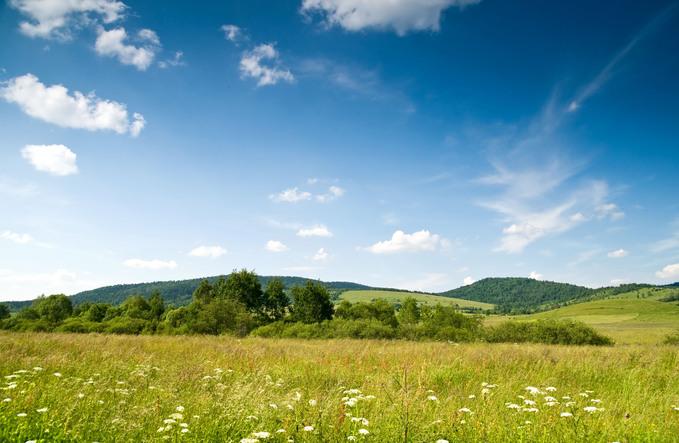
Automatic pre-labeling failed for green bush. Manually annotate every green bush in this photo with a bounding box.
[484,320,613,346]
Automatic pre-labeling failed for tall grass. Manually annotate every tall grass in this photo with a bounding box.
[1,332,677,442]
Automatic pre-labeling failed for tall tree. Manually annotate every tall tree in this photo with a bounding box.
[149,291,165,320]
[33,294,73,323]
[263,278,289,321]
[290,281,334,324]
[0,303,10,320]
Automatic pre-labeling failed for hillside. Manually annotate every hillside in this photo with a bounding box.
[440,277,593,312]
[487,287,679,344]
[4,275,372,311]
[339,290,494,310]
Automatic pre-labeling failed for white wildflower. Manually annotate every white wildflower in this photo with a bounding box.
[308,399,317,407]
[303,425,314,432]
[36,407,48,413]
[358,429,369,435]
[560,412,573,417]
[458,407,472,414]
[253,431,271,439]
[176,406,185,412]
[427,395,438,402]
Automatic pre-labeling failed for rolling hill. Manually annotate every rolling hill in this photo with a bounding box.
[486,287,679,344]
[4,275,373,312]
[338,290,494,310]
[439,277,593,312]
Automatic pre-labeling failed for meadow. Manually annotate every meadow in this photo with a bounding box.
[486,288,679,345]
[1,332,678,442]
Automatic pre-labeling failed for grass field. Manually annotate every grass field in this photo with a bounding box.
[339,290,494,310]
[1,333,678,442]
[486,288,679,345]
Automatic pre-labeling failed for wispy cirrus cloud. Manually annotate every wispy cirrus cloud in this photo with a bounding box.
[567,3,677,113]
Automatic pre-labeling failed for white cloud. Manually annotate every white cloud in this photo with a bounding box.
[123,258,177,270]
[566,5,673,113]
[188,245,227,258]
[158,51,185,69]
[240,43,294,87]
[301,0,481,35]
[316,185,345,203]
[0,268,100,300]
[95,27,160,70]
[265,240,288,252]
[399,272,450,292]
[596,203,625,221]
[365,229,448,254]
[610,278,628,286]
[297,225,333,238]
[656,263,679,280]
[529,271,544,280]
[9,0,126,39]
[313,247,329,261]
[607,248,628,258]
[269,187,312,203]
[1,230,34,244]
[21,144,78,176]
[463,276,475,286]
[221,24,242,42]
[651,221,679,253]
[1,74,145,136]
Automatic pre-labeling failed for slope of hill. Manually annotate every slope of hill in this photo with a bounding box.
[339,290,494,310]
[487,287,679,344]
[440,277,592,313]
[4,276,372,311]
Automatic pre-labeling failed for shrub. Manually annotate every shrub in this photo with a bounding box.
[484,320,614,346]
[664,331,679,345]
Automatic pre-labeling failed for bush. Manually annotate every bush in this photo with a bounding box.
[664,331,679,345]
[484,320,613,346]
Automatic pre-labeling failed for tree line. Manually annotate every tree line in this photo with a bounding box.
[0,269,612,345]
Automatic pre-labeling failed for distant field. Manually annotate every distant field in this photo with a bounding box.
[1,333,678,442]
[339,289,495,310]
[486,288,679,344]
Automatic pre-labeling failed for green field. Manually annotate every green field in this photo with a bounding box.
[1,333,678,442]
[339,290,494,310]
[487,288,679,344]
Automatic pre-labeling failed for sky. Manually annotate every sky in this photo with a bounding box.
[1,0,679,300]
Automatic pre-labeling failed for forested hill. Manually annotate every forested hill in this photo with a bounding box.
[5,276,372,311]
[439,277,593,313]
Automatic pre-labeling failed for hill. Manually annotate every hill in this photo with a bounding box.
[4,275,372,312]
[487,287,679,344]
[439,277,593,313]
[338,290,494,310]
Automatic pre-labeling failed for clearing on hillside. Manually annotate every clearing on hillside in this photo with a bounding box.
[339,289,494,310]
[487,287,679,344]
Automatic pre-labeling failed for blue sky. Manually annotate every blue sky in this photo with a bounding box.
[1,0,679,300]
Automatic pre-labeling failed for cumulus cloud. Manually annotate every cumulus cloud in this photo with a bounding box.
[21,144,78,176]
[656,263,679,280]
[313,247,329,261]
[269,187,312,203]
[365,229,448,254]
[463,276,475,286]
[399,272,450,292]
[1,74,145,136]
[265,240,288,252]
[1,230,34,244]
[188,245,227,258]
[301,0,481,35]
[529,271,544,280]
[95,27,160,70]
[123,258,177,270]
[297,225,333,238]
[9,0,126,39]
[607,248,628,258]
[221,24,242,42]
[316,185,345,203]
[240,43,294,87]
